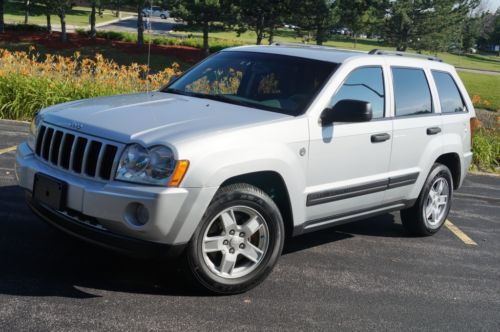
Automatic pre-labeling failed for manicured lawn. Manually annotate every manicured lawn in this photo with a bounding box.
[172,28,500,72]
[458,72,500,111]
[4,1,133,26]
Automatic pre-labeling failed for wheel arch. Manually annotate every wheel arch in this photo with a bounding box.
[219,171,295,238]
[435,152,461,190]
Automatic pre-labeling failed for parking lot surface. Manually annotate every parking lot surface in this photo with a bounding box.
[0,120,499,331]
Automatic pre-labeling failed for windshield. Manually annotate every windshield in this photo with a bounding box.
[162,51,338,116]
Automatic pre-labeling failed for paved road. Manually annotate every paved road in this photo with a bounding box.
[98,16,182,36]
[0,120,499,331]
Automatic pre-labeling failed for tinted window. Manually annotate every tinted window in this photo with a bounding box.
[164,51,338,116]
[432,71,466,113]
[392,68,432,116]
[330,67,385,119]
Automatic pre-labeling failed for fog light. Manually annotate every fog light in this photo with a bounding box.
[125,203,149,226]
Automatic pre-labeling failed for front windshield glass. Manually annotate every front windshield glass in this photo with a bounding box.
[162,51,338,116]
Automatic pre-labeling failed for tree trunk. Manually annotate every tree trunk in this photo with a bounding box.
[24,0,30,24]
[316,23,324,45]
[115,0,121,18]
[137,5,144,46]
[255,14,264,45]
[202,20,209,55]
[46,13,51,33]
[90,1,96,39]
[0,0,5,33]
[268,24,275,45]
[59,10,67,42]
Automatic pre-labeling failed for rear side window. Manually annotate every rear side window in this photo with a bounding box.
[392,68,432,117]
[432,71,466,113]
[330,67,385,119]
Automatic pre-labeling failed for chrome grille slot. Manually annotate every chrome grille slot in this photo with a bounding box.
[34,124,122,181]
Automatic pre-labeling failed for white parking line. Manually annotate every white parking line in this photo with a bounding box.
[0,146,17,155]
[445,220,477,246]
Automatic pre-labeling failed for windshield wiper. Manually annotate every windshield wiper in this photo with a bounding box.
[162,87,192,96]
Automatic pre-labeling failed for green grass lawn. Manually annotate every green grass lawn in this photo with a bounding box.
[4,1,133,26]
[173,28,500,72]
[458,72,500,111]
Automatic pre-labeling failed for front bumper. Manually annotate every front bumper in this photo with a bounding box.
[16,143,218,250]
[26,192,186,258]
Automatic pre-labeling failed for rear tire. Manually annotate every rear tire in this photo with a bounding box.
[401,163,453,236]
[160,14,166,19]
[186,183,284,294]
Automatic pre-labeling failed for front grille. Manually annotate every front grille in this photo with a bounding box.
[34,123,122,181]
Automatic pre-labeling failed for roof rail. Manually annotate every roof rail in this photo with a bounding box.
[271,42,363,53]
[368,49,442,62]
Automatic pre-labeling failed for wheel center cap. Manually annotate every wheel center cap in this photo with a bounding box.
[229,236,244,248]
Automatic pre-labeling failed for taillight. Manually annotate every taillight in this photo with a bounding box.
[470,117,480,146]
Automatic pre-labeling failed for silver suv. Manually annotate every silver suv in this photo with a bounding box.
[16,45,475,294]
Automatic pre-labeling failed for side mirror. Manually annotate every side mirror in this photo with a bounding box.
[321,99,372,125]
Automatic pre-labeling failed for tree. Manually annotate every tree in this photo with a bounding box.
[0,0,4,33]
[90,0,98,39]
[384,0,480,52]
[39,0,55,33]
[168,0,233,54]
[335,0,385,46]
[53,0,72,42]
[24,0,30,24]
[237,0,289,45]
[291,0,336,45]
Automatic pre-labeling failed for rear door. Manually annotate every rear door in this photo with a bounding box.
[384,66,443,204]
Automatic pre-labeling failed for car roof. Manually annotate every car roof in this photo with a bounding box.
[225,45,364,63]
[225,44,452,69]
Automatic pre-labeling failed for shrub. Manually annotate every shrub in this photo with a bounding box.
[472,128,500,173]
[5,24,48,32]
[0,47,181,121]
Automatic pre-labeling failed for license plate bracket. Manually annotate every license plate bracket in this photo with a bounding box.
[33,173,67,211]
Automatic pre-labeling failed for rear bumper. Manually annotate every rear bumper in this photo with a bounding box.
[26,192,187,258]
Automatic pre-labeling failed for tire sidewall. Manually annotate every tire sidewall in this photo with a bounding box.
[187,185,284,294]
[418,164,453,233]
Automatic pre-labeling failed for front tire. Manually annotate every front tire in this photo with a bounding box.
[160,14,166,19]
[401,163,453,236]
[186,183,285,294]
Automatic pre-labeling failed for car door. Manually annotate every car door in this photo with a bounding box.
[305,64,393,227]
[383,66,443,204]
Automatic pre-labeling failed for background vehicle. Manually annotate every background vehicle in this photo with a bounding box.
[16,45,475,294]
[142,7,169,19]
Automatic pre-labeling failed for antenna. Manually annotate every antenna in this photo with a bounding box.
[146,2,153,94]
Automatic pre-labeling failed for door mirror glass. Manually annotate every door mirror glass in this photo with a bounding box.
[321,99,372,125]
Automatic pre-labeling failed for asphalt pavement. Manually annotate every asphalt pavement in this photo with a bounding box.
[97,16,182,36]
[0,120,499,331]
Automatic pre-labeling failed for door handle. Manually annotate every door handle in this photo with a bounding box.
[427,127,442,135]
[371,133,391,143]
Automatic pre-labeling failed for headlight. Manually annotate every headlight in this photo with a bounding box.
[115,144,186,186]
[27,113,41,151]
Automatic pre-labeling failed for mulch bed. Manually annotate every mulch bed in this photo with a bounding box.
[0,31,205,64]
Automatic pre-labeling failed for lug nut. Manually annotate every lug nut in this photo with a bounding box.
[223,240,228,245]
[229,230,235,235]
[229,248,235,254]
[239,232,245,237]
[239,243,245,249]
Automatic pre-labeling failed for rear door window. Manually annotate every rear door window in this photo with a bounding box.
[432,71,466,113]
[392,68,433,117]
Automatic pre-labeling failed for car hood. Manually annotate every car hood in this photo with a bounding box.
[41,92,289,145]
